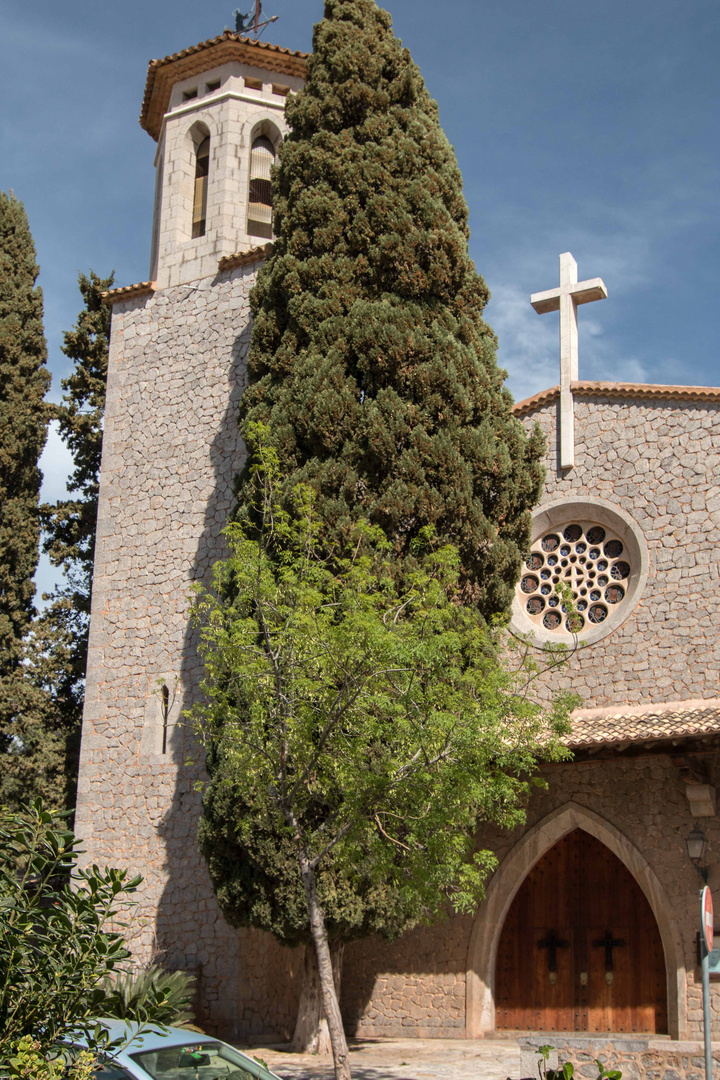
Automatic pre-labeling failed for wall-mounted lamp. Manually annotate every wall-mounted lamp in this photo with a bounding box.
[686,825,709,883]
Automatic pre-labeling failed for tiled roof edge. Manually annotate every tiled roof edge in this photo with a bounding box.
[512,381,720,417]
[218,242,273,272]
[141,31,308,139]
[102,281,156,306]
[572,697,720,723]
[566,698,720,750]
[511,385,560,417]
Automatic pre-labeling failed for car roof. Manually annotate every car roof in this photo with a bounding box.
[74,1021,279,1079]
[73,1020,219,1056]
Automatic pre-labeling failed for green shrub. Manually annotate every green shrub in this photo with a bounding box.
[100,966,196,1028]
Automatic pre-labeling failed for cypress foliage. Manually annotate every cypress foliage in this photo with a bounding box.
[42,271,113,672]
[0,192,50,670]
[240,0,544,618]
[199,769,423,950]
[33,270,114,813]
[0,269,112,814]
[0,191,51,781]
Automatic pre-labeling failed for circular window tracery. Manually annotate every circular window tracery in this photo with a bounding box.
[519,520,632,636]
[510,499,649,647]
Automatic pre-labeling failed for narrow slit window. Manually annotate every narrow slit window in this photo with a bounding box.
[247,135,275,239]
[183,88,198,102]
[192,136,210,238]
[161,684,170,755]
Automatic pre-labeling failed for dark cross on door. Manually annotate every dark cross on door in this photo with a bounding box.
[538,928,570,972]
[592,929,626,971]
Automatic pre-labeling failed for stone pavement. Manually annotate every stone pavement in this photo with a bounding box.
[239,1037,524,1080]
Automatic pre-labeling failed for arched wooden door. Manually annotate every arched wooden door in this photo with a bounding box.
[495,829,667,1033]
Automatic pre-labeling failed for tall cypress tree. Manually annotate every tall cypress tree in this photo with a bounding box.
[42,271,113,673]
[240,0,544,616]
[0,191,51,777]
[200,0,548,1059]
[31,270,114,813]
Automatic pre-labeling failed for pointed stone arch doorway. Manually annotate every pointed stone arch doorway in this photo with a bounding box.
[465,803,686,1038]
[495,829,666,1032]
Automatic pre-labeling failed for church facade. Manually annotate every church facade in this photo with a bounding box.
[76,29,720,1044]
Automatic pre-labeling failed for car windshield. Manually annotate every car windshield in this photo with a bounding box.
[129,1042,261,1080]
[96,1064,134,1080]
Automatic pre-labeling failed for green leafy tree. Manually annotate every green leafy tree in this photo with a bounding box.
[32,271,114,813]
[0,799,174,1067]
[200,771,425,1051]
[0,191,51,794]
[240,0,544,618]
[192,436,573,1080]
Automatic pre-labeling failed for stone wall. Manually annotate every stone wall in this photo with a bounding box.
[342,914,472,1037]
[519,1035,720,1080]
[522,396,720,707]
[75,263,283,1037]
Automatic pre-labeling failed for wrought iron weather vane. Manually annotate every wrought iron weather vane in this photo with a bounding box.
[234,1,278,38]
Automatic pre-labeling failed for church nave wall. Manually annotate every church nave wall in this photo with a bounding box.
[519,396,720,710]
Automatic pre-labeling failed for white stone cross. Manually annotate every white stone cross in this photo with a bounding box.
[531,252,607,470]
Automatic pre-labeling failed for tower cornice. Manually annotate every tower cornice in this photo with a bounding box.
[140,30,308,141]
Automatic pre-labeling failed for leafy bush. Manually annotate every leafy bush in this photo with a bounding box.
[100,966,196,1027]
[0,799,174,1067]
[3,1037,97,1080]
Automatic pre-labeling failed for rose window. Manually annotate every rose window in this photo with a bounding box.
[518,522,633,636]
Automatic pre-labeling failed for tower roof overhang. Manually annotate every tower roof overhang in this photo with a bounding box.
[140,30,308,141]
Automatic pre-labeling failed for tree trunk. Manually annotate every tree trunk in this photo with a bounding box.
[290,941,344,1054]
[298,856,351,1080]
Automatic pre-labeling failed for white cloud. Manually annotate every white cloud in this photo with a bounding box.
[489,280,651,405]
[39,421,74,504]
[34,422,74,605]
[489,283,558,401]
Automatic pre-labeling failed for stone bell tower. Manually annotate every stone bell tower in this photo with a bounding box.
[74,32,307,1038]
[143,30,306,287]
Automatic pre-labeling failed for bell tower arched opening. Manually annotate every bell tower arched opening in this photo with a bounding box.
[495,828,667,1034]
[247,120,281,239]
[190,124,211,239]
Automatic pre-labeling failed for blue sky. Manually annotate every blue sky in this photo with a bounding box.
[1,0,718,592]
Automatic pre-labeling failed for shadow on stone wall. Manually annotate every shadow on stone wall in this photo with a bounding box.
[149,275,470,1039]
[152,275,303,1040]
[342,917,472,1036]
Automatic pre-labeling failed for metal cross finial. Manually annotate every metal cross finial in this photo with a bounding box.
[531,253,608,471]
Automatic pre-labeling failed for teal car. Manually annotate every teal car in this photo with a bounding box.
[71,1021,283,1080]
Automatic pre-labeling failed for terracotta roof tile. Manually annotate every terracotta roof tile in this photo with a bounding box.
[513,381,720,417]
[218,243,273,272]
[102,281,156,306]
[566,698,720,750]
[141,31,308,141]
